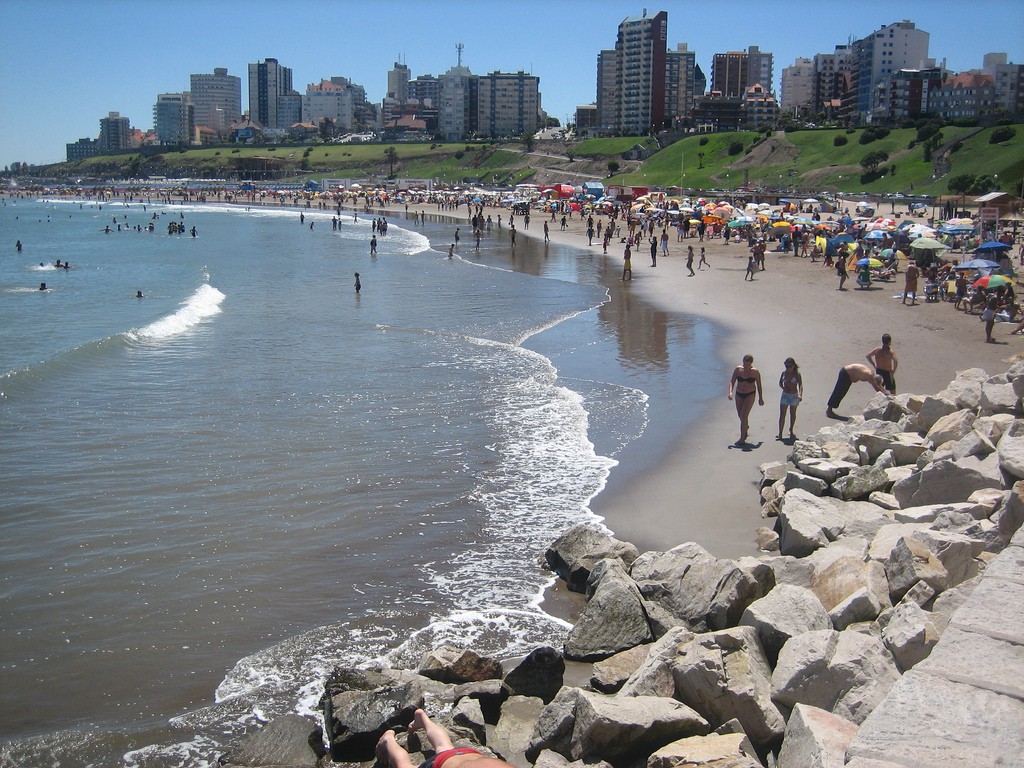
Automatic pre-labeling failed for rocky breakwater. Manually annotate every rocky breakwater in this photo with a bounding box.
[218,365,1024,768]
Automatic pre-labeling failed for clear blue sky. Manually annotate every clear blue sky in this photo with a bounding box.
[2,0,1021,166]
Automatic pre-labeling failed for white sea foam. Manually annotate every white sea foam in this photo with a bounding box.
[128,283,225,341]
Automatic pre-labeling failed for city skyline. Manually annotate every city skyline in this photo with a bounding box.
[2,0,1022,165]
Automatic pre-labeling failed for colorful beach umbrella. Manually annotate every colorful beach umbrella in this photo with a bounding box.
[856,257,884,268]
[909,237,950,251]
[972,274,1011,290]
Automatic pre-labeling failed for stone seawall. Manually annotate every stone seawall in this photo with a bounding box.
[219,364,1024,768]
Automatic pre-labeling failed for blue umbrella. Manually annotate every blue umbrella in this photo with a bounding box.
[939,225,974,235]
[975,241,1012,254]
[863,230,887,241]
[831,233,855,245]
[954,258,1002,271]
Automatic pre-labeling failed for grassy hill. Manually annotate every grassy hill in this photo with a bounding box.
[30,123,1024,197]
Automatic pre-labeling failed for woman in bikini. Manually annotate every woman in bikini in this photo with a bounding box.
[728,354,764,445]
[376,709,512,768]
[777,358,803,441]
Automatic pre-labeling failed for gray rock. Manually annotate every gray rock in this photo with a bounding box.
[796,457,857,483]
[758,555,816,589]
[564,560,652,661]
[892,455,1005,508]
[784,470,829,496]
[863,393,909,423]
[504,646,564,703]
[453,679,512,725]
[324,680,425,762]
[669,626,786,750]
[531,751,613,768]
[648,733,761,768]
[220,715,324,768]
[829,587,884,631]
[892,501,980,524]
[491,695,545,766]
[878,601,939,672]
[545,524,640,593]
[618,627,691,699]
[867,522,929,562]
[979,379,1020,415]
[524,688,708,764]
[914,395,958,432]
[777,490,846,557]
[776,703,858,768]
[630,543,774,632]
[451,696,487,745]
[419,645,503,684]
[589,644,651,694]
[771,629,900,725]
[867,491,899,510]
[925,409,977,448]
[788,440,826,464]
[759,461,791,488]
[754,526,780,552]
[810,555,873,612]
[952,428,997,461]
[993,480,1024,543]
[911,529,983,586]
[935,368,987,410]
[884,536,949,602]
[830,465,890,501]
[998,432,1024,481]
[740,585,830,665]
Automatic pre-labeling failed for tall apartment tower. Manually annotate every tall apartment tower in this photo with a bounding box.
[814,45,853,115]
[98,111,131,152]
[665,42,699,122]
[615,10,668,135]
[595,49,619,133]
[388,62,411,101]
[476,70,540,138]
[712,46,774,97]
[439,65,476,141]
[781,57,815,115]
[190,67,241,132]
[248,58,295,129]
[153,93,194,145]
[848,20,930,121]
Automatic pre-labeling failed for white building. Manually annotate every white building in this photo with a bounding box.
[302,79,357,130]
[781,57,815,116]
[189,67,241,133]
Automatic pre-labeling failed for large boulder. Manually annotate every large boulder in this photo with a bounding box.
[418,645,503,684]
[668,626,787,751]
[647,733,762,768]
[914,395,958,432]
[545,524,639,593]
[878,601,940,672]
[739,584,831,665]
[504,646,565,703]
[979,377,1020,415]
[590,644,651,694]
[323,678,426,762]
[925,409,976,448]
[830,465,890,501]
[776,490,846,557]
[883,536,949,602]
[776,703,858,768]
[525,688,708,764]
[891,455,1005,508]
[219,715,325,768]
[564,560,652,661]
[771,629,901,725]
[618,627,693,699]
[935,368,987,410]
[997,429,1024,482]
[491,695,546,766]
[629,543,773,632]
[810,555,874,612]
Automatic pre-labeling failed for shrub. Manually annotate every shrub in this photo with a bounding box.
[990,126,1017,144]
[699,136,709,146]
[859,126,890,145]
[833,135,848,147]
[727,140,744,156]
[454,151,465,159]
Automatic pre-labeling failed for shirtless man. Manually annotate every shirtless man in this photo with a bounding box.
[826,363,890,419]
[865,333,898,394]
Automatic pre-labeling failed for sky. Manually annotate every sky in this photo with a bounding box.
[2,0,1022,166]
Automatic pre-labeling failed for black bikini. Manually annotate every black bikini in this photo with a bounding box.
[735,374,756,399]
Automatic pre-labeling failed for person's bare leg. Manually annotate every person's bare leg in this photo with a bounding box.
[409,709,454,752]
[377,730,416,768]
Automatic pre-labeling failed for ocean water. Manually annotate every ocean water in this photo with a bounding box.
[0,196,718,766]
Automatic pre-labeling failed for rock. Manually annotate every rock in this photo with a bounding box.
[532,751,613,768]
[219,715,325,768]
[935,368,987,410]
[967,487,1007,518]
[795,457,857,483]
[739,584,831,665]
[892,455,1005,508]
[564,560,652,661]
[867,523,928,562]
[630,543,773,632]
[759,461,790,488]
[618,627,692,699]
[979,378,1019,415]
[911,529,982,586]
[759,555,816,589]
[883,466,914,486]
[491,695,545,766]
[419,645,503,684]
[915,395,958,433]
[776,490,846,557]
[951,428,997,461]
[892,501,978,524]
[451,696,487,744]
[590,644,651,695]
[810,555,872,612]
[669,626,786,751]
[884,536,948,602]
[897,580,936,609]
[754,526,779,552]
[925,409,977,448]
[829,587,884,631]
[453,679,512,725]
[647,733,761,768]
[993,480,1024,543]
[771,629,900,725]
[831,500,891,539]
[524,688,708,764]
[788,440,826,464]
[545,524,639,593]
[997,432,1024,481]
[323,679,425,761]
[867,491,899,510]
[830,465,890,501]
[863,393,909,423]
[784,470,829,496]
[878,601,939,672]
[504,646,565,703]
[776,703,858,768]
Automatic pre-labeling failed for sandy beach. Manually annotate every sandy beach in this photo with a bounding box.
[367,197,1019,560]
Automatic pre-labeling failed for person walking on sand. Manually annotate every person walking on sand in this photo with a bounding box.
[698,246,709,269]
[866,333,898,393]
[686,246,695,276]
[728,354,764,445]
[903,262,920,305]
[836,256,848,290]
[649,237,658,267]
[826,363,889,419]
[622,244,632,281]
[983,296,999,342]
[745,253,758,281]
[777,358,803,440]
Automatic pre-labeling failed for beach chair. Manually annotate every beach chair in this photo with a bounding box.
[924,283,940,302]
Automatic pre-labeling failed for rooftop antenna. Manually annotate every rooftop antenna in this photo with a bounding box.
[456,43,464,67]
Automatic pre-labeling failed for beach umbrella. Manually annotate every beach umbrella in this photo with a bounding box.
[856,257,884,268]
[975,241,1012,254]
[939,225,974,235]
[909,237,950,251]
[702,215,724,224]
[832,233,855,245]
[863,230,887,241]
[973,274,1012,290]
[955,258,1002,271]
[879,248,895,259]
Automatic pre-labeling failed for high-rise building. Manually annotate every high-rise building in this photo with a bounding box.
[248,58,296,129]
[98,111,131,152]
[439,65,476,141]
[665,43,700,123]
[190,67,241,133]
[711,46,774,98]
[595,49,619,133]
[388,62,411,102]
[615,10,668,135]
[781,57,815,115]
[476,70,540,138]
[848,21,930,122]
[980,53,1024,116]
[813,45,853,118]
[153,93,194,145]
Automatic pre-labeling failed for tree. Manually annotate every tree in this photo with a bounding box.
[607,160,620,176]
[860,150,889,174]
[384,147,398,176]
[947,174,975,196]
[523,134,535,152]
